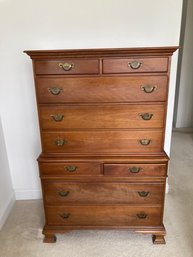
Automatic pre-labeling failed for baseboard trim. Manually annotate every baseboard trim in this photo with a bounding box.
[15,189,42,200]
[0,193,15,230]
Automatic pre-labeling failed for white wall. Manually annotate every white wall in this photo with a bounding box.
[0,0,182,200]
[175,0,193,128]
[0,116,15,230]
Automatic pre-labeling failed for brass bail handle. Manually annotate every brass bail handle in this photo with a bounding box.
[50,114,64,122]
[141,85,157,93]
[129,166,141,173]
[59,62,74,71]
[54,138,67,146]
[140,113,153,120]
[48,87,62,95]
[60,213,71,219]
[139,139,151,146]
[138,191,149,197]
[58,191,70,197]
[128,60,143,69]
[65,165,77,172]
[137,212,148,219]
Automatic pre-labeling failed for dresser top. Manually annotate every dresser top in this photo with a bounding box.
[24,46,178,59]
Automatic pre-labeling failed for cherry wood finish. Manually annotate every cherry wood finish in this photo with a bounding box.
[103,163,167,177]
[39,162,101,176]
[25,47,177,244]
[36,76,168,103]
[35,59,99,75]
[40,104,165,129]
[41,130,163,154]
[102,58,168,73]
[43,182,164,204]
[46,205,162,226]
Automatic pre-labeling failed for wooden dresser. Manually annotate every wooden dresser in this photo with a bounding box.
[25,47,177,244]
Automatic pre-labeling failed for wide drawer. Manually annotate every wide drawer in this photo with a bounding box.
[43,182,164,204]
[41,130,163,154]
[34,59,99,75]
[104,163,167,177]
[103,58,168,73]
[46,205,162,226]
[40,104,165,129]
[39,162,101,176]
[36,76,168,103]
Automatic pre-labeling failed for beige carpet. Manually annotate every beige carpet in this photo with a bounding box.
[0,132,193,257]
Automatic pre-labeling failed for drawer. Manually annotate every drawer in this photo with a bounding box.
[34,59,99,75]
[39,162,101,176]
[46,205,162,226]
[40,104,165,130]
[43,182,164,204]
[103,58,168,73]
[36,76,168,103]
[104,163,167,177]
[42,130,163,154]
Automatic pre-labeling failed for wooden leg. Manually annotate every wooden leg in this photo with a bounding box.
[43,233,57,243]
[152,234,166,244]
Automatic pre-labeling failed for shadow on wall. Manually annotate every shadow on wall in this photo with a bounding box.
[0,115,15,230]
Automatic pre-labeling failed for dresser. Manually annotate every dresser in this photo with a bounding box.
[25,47,177,244]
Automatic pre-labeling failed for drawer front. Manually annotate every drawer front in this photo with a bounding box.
[36,76,168,103]
[39,162,101,176]
[42,130,163,154]
[40,104,165,130]
[103,58,168,73]
[104,163,167,177]
[34,59,99,75]
[46,205,162,226]
[43,182,164,204]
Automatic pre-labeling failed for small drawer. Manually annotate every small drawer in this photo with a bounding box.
[36,76,168,103]
[104,163,167,177]
[41,130,163,154]
[34,59,99,75]
[46,205,162,226]
[39,162,101,176]
[43,182,164,204]
[103,58,168,74]
[39,104,165,130]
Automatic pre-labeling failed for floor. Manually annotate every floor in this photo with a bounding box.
[0,132,193,257]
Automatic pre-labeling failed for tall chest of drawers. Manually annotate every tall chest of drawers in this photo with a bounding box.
[25,47,177,244]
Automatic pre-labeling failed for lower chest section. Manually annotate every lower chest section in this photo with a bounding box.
[40,157,167,228]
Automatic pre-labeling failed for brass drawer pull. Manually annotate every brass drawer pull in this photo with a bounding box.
[141,85,157,93]
[65,165,77,172]
[138,191,149,197]
[140,113,153,120]
[54,139,67,146]
[50,114,64,122]
[60,213,71,219]
[128,61,142,69]
[58,191,70,197]
[59,62,74,71]
[129,166,142,173]
[48,87,62,95]
[139,139,151,145]
[137,212,148,219]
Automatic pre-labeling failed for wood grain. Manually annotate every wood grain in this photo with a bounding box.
[25,47,177,243]
[43,182,164,204]
[39,104,165,129]
[104,163,167,177]
[41,130,163,154]
[46,205,162,226]
[103,58,168,73]
[36,76,168,103]
[34,59,99,75]
[39,162,101,176]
